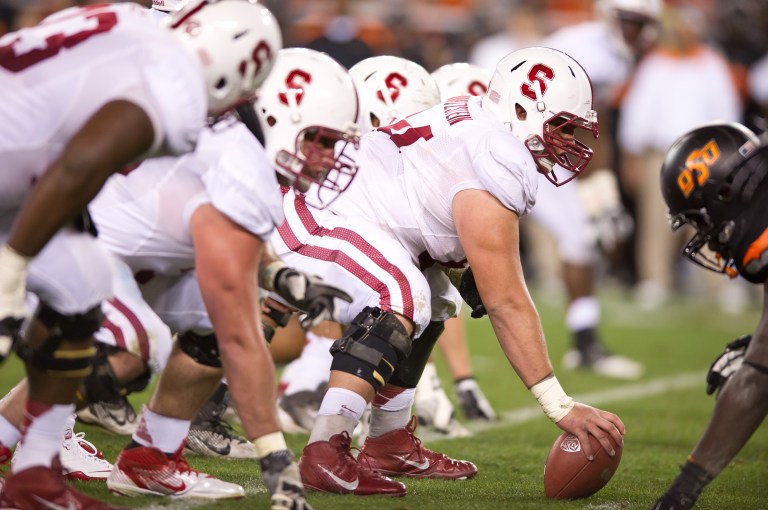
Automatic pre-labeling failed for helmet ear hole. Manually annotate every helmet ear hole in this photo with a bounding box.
[515,103,527,121]
[215,77,227,90]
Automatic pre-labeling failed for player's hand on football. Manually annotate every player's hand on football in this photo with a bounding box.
[705,334,751,396]
[556,403,624,461]
[272,267,352,329]
[260,449,315,510]
[0,245,30,363]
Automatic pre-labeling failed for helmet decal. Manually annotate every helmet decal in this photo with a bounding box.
[279,69,312,106]
[377,72,408,104]
[678,139,719,198]
[521,63,555,102]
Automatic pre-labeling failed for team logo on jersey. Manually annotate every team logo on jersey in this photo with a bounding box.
[520,63,554,102]
[677,139,720,198]
[467,80,488,96]
[279,69,312,106]
[377,72,408,104]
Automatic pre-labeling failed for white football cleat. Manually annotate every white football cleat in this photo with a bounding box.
[108,445,244,499]
[563,350,644,380]
[60,431,114,481]
[414,363,471,438]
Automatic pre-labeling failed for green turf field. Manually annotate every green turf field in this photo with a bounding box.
[1,286,766,509]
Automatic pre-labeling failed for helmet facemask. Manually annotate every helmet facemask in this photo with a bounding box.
[526,110,598,186]
[669,208,737,275]
[274,125,360,209]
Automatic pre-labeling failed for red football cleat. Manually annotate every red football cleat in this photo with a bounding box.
[298,431,406,496]
[0,457,127,509]
[358,416,478,479]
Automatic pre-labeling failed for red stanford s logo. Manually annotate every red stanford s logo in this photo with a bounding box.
[377,72,408,103]
[520,63,554,101]
[279,69,312,106]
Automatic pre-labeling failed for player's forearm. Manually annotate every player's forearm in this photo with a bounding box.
[487,302,554,388]
[7,160,108,256]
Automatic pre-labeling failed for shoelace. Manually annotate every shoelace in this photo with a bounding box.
[72,432,107,460]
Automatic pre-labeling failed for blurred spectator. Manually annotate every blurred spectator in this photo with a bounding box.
[307,15,374,69]
[618,2,743,310]
[469,2,547,71]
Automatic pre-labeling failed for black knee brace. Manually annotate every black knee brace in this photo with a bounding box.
[77,343,122,405]
[15,303,102,378]
[389,321,444,388]
[178,331,222,368]
[330,307,413,390]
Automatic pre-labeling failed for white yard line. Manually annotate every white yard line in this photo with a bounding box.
[423,371,703,440]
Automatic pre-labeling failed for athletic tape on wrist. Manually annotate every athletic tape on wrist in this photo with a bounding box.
[260,261,287,292]
[252,431,288,459]
[530,375,574,423]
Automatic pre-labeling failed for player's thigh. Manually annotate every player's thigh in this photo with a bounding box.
[25,228,113,314]
[140,272,212,333]
[96,257,173,373]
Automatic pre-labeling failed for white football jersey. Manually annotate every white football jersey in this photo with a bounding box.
[328,95,538,267]
[0,3,206,210]
[91,118,282,277]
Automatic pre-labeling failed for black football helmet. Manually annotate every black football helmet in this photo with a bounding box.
[659,121,767,281]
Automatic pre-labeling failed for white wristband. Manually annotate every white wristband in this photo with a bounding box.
[252,431,288,459]
[530,375,574,423]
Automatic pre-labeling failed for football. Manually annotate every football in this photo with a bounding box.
[543,432,623,499]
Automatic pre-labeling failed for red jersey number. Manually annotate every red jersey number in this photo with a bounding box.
[0,7,118,73]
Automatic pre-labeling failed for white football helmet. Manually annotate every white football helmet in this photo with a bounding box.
[168,0,282,116]
[597,0,661,58]
[255,48,361,209]
[349,56,441,133]
[431,63,493,101]
[482,46,599,186]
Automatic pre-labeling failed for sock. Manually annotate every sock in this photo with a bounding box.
[0,414,21,448]
[566,296,600,333]
[308,388,366,444]
[13,401,74,472]
[132,405,191,454]
[369,386,415,438]
[662,459,714,508]
[62,413,76,441]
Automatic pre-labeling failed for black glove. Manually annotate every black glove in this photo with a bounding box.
[272,267,352,329]
[705,334,751,396]
[260,449,314,510]
[458,267,486,318]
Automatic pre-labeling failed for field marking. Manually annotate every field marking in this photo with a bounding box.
[424,371,703,440]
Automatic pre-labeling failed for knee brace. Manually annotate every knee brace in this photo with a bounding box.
[178,330,222,368]
[76,344,151,405]
[15,303,101,378]
[330,307,412,390]
[389,321,444,388]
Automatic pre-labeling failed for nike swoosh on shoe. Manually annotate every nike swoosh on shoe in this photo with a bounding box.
[392,455,430,471]
[319,466,359,491]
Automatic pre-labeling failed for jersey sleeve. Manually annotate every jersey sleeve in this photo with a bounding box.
[470,130,539,216]
[197,122,284,240]
[140,45,207,156]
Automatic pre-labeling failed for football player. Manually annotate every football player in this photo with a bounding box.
[0,1,278,508]
[268,47,625,496]
[653,122,768,509]
[273,55,476,438]
[92,47,359,510]
[521,0,661,379]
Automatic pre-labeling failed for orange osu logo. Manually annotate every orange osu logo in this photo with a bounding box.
[677,139,720,198]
